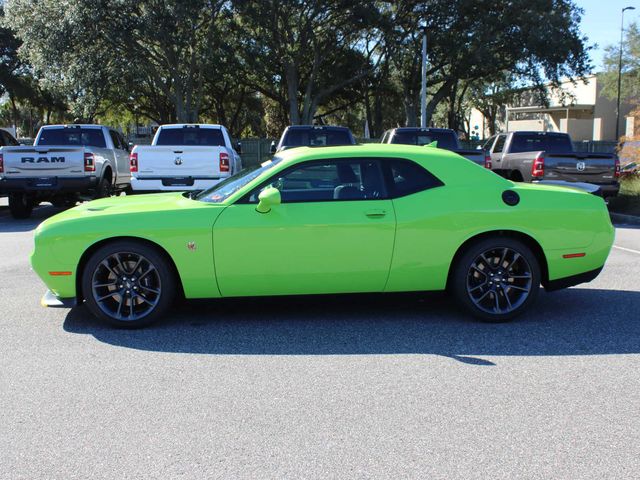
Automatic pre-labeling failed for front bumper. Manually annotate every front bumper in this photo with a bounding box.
[41,290,77,309]
[0,176,97,194]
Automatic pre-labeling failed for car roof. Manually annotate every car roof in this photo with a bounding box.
[284,125,351,131]
[391,127,454,133]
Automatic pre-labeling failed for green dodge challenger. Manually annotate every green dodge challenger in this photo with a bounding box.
[31,144,614,327]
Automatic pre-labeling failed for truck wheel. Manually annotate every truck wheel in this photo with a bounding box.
[450,237,541,322]
[8,193,34,219]
[93,177,112,199]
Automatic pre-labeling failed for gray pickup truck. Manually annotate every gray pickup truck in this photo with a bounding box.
[484,131,620,198]
[0,124,131,218]
[381,127,488,167]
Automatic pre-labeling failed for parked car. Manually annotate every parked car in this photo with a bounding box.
[484,131,620,197]
[129,124,242,193]
[0,124,131,218]
[271,125,356,153]
[381,127,489,167]
[32,144,613,328]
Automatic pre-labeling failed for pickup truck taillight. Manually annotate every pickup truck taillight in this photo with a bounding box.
[0,153,4,174]
[531,154,544,178]
[484,152,492,169]
[84,152,95,172]
[219,152,230,173]
[129,152,138,173]
[614,157,620,178]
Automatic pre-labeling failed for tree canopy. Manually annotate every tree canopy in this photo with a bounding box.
[2,0,593,138]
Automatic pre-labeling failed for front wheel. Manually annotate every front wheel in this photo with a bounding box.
[81,241,177,328]
[451,237,541,322]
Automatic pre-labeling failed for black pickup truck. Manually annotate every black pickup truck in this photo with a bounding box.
[271,125,356,154]
[484,131,620,197]
[381,127,488,167]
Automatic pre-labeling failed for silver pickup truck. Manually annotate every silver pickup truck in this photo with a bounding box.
[485,131,620,198]
[0,124,131,218]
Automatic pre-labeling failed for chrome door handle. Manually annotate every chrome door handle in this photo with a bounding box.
[365,209,386,218]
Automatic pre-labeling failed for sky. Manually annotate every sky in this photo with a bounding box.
[578,0,639,71]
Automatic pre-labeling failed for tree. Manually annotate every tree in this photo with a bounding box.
[601,22,640,106]
[386,0,592,128]
[230,0,382,126]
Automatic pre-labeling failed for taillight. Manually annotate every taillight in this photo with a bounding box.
[84,152,95,172]
[0,153,4,174]
[484,152,492,169]
[129,152,138,173]
[219,152,230,173]
[531,154,544,178]
[614,157,620,178]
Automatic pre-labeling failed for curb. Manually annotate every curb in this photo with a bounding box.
[610,211,640,226]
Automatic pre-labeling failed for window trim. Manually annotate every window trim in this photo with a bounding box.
[236,157,389,205]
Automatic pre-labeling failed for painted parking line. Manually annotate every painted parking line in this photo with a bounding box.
[613,245,640,255]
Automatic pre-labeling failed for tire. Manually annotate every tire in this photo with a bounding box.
[8,193,34,219]
[450,237,541,322]
[93,177,112,199]
[81,240,177,328]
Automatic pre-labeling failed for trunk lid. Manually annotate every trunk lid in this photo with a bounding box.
[1,146,86,177]
[134,146,224,178]
[543,153,617,184]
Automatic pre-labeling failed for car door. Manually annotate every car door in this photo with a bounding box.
[109,130,130,182]
[213,158,397,297]
[490,134,508,172]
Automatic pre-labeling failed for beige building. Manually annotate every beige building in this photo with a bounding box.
[469,74,635,141]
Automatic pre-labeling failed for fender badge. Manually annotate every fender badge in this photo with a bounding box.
[187,242,197,251]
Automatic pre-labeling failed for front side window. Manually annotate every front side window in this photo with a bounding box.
[246,159,386,203]
[386,159,444,198]
[493,135,507,153]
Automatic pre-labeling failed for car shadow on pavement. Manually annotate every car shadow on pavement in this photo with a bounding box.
[0,204,64,233]
[62,288,640,364]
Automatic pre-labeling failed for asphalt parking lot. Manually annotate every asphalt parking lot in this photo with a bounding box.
[1,199,639,479]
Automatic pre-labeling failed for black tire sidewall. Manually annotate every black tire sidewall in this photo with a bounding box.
[94,177,112,199]
[8,193,34,219]
[81,240,177,328]
[452,237,541,322]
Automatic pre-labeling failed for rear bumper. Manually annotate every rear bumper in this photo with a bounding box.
[0,176,97,194]
[131,176,225,192]
[543,266,603,292]
[40,290,77,309]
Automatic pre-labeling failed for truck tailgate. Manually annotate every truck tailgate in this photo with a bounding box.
[1,146,86,176]
[545,153,617,184]
[135,146,224,178]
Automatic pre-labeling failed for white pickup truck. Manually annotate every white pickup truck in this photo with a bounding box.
[129,124,242,192]
[0,124,131,218]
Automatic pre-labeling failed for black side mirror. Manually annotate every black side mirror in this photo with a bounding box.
[270,141,277,154]
[235,141,242,155]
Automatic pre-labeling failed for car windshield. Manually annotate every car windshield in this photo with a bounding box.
[194,158,282,203]
[37,128,106,148]
[156,127,225,146]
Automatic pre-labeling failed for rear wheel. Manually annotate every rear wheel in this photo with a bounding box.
[93,177,112,199]
[8,193,34,219]
[451,237,540,322]
[81,241,177,328]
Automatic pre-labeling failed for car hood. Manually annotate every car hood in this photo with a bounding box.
[38,192,218,229]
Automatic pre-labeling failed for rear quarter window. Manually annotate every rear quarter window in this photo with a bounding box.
[386,159,444,198]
